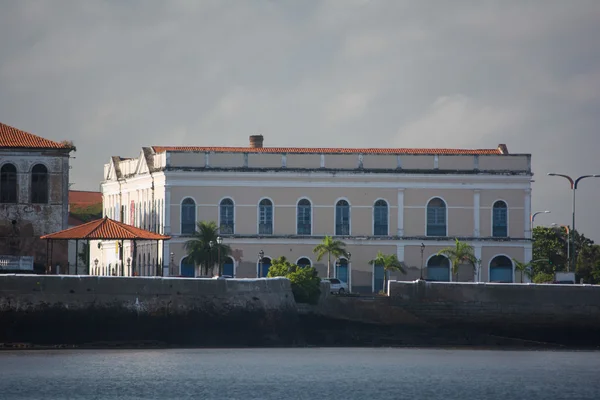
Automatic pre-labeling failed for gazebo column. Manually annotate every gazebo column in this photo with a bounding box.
[156,240,161,277]
[132,240,138,276]
[75,239,79,275]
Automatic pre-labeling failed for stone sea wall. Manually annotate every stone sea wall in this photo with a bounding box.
[0,275,298,346]
[387,280,600,345]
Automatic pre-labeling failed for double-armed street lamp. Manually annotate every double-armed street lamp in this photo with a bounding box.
[216,236,223,275]
[531,210,551,227]
[547,173,599,270]
[258,250,264,278]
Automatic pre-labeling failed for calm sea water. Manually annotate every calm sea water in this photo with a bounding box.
[0,348,599,399]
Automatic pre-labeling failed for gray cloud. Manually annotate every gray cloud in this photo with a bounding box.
[1,0,599,239]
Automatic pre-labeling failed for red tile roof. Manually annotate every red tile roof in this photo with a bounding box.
[151,146,502,155]
[41,217,171,240]
[69,190,102,206]
[0,121,74,149]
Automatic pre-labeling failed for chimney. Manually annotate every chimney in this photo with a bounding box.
[249,135,264,148]
[497,144,509,154]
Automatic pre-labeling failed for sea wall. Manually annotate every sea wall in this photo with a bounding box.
[387,280,600,344]
[0,275,298,346]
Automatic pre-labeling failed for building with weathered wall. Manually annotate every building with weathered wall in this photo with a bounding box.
[95,135,533,293]
[0,122,74,273]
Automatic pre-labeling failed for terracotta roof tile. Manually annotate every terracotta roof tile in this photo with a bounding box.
[41,217,171,240]
[69,190,102,206]
[151,146,502,155]
[0,121,74,149]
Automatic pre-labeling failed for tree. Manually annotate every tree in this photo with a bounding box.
[576,244,600,284]
[183,221,232,276]
[368,251,406,293]
[313,236,348,278]
[533,226,595,278]
[437,239,477,281]
[512,258,536,283]
[77,242,90,274]
[268,256,321,304]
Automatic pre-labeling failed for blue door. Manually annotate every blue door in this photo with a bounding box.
[336,259,348,283]
[223,260,234,276]
[181,262,195,277]
[261,258,272,277]
[374,264,384,293]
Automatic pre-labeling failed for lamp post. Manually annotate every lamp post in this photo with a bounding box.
[170,252,174,276]
[531,210,551,227]
[258,250,264,278]
[347,252,351,291]
[209,240,214,277]
[94,258,98,276]
[127,258,131,276]
[547,173,599,271]
[420,243,425,280]
[216,236,223,276]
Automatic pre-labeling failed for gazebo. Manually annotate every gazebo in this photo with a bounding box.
[40,216,171,276]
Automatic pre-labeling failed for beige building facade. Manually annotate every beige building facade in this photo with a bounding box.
[95,136,533,293]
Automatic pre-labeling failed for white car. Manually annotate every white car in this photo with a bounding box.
[322,278,348,294]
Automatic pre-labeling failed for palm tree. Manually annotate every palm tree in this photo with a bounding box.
[183,221,232,276]
[512,258,548,283]
[368,251,406,293]
[313,236,348,278]
[437,238,477,281]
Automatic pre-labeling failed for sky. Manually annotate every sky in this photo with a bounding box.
[1,0,599,240]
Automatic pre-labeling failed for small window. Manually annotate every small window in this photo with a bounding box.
[335,200,350,235]
[427,198,446,237]
[330,278,340,284]
[297,257,312,268]
[220,198,234,234]
[297,199,312,235]
[373,199,388,236]
[181,198,196,234]
[0,163,17,203]
[259,199,273,235]
[492,201,508,237]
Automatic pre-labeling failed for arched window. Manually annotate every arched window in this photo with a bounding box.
[426,198,446,237]
[223,257,235,277]
[427,255,451,282]
[31,164,48,204]
[336,258,349,284]
[373,199,388,236]
[297,257,312,268]
[0,163,17,203]
[297,199,312,235]
[492,201,508,237]
[489,255,513,283]
[259,256,272,277]
[181,198,196,234]
[335,200,350,235]
[258,199,273,235]
[220,198,234,234]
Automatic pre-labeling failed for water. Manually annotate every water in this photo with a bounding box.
[1,348,599,399]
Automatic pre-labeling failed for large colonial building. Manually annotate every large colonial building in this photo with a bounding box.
[96,135,533,293]
[0,122,74,273]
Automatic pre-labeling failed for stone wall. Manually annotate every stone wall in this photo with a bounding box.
[0,275,297,346]
[387,280,600,343]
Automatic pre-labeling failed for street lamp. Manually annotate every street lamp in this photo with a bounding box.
[170,252,174,276]
[216,236,223,276]
[531,210,550,227]
[209,241,214,277]
[547,173,600,270]
[258,250,264,278]
[94,258,99,276]
[420,243,425,280]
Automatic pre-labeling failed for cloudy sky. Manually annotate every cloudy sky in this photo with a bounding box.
[1,0,599,239]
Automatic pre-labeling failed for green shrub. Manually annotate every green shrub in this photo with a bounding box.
[268,256,321,304]
[533,272,555,284]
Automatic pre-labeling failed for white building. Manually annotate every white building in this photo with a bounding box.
[95,135,533,293]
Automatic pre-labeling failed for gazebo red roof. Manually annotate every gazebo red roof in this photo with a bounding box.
[41,217,171,241]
